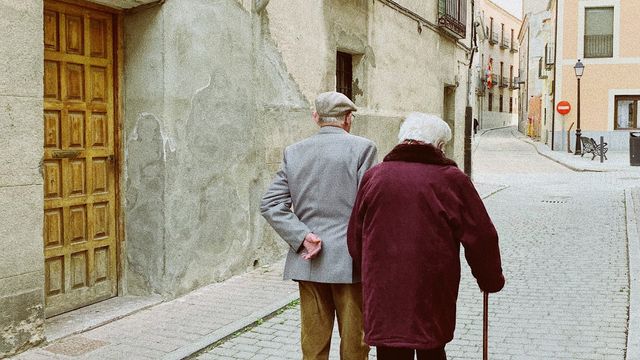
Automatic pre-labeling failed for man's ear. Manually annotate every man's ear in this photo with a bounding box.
[313,111,320,125]
[344,112,352,126]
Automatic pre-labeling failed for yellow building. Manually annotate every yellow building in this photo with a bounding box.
[553,0,640,150]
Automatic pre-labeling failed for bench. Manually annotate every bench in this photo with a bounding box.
[580,136,608,161]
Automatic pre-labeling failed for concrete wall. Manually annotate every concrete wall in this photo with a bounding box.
[123,0,471,297]
[0,0,45,357]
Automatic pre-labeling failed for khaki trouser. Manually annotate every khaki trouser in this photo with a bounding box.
[298,281,369,360]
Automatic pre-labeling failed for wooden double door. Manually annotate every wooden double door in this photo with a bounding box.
[43,0,120,317]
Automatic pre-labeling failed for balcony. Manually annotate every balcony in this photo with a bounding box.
[510,77,520,90]
[489,31,499,45]
[500,36,509,49]
[510,41,519,53]
[438,0,467,39]
[499,76,509,88]
[489,73,498,87]
[538,58,548,79]
[584,34,613,58]
[545,43,555,69]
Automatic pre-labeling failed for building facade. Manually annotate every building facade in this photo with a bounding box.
[551,0,640,151]
[473,0,521,130]
[0,0,474,356]
[518,0,555,143]
[523,0,640,150]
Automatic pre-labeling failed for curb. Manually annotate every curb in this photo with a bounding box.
[473,125,516,152]
[163,292,300,360]
[512,130,606,173]
[477,124,515,137]
[626,188,640,360]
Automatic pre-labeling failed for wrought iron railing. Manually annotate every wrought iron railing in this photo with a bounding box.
[510,40,518,53]
[500,76,509,88]
[500,36,509,49]
[510,77,519,90]
[438,0,467,39]
[489,31,498,45]
[545,43,555,68]
[584,34,613,58]
[538,57,548,79]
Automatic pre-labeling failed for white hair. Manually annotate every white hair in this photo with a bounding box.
[318,113,349,124]
[397,112,452,145]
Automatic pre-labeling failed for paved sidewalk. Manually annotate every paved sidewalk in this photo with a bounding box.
[512,129,640,172]
[13,262,297,360]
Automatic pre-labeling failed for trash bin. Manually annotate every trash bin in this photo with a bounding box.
[631,132,640,166]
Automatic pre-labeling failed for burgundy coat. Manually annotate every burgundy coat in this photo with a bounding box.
[347,143,505,350]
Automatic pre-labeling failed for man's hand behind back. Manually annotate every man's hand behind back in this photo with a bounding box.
[301,233,322,260]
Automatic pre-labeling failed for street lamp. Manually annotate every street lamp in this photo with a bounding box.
[574,59,585,155]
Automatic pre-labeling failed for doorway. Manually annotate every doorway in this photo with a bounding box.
[43,0,121,317]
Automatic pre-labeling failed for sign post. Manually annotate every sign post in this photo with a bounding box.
[557,101,571,152]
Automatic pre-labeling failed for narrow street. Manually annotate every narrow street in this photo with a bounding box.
[198,127,634,359]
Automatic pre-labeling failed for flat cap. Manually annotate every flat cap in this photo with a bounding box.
[315,91,357,117]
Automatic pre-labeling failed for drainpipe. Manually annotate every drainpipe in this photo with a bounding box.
[550,1,558,150]
[464,0,475,177]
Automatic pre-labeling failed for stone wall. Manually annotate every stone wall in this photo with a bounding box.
[123,0,471,298]
[0,0,45,357]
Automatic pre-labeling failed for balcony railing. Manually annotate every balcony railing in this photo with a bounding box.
[545,43,555,69]
[438,0,467,39]
[500,36,509,49]
[584,34,613,58]
[510,41,519,53]
[538,58,548,79]
[490,73,498,86]
[489,31,499,45]
[500,76,509,88]
[509,77,520,90]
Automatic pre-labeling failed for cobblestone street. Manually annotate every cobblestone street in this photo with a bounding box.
[198,127,636,359]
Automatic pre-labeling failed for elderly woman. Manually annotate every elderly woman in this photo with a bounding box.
[347,113,505,360]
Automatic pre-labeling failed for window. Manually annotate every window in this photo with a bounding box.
[511,29,514,47]
[500,62,504,79]
[584,7,614,58]
[336,52,353,100]
[437,0,467,38]
[510,97,513,113]
[499,95,504,112]
[488,92,493,111]
[615,96,640,129]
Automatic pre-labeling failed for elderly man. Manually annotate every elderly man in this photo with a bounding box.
[347,113,505,360]
[261,91,377,359]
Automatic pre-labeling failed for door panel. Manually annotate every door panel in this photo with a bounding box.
[43,0,118,318]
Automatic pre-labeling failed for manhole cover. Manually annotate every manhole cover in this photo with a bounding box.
[44,336,108,356]
[541,199,567,204]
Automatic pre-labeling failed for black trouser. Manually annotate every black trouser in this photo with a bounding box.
[376,346,446,360]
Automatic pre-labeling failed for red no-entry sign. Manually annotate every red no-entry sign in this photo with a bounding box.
[557,101,571,115]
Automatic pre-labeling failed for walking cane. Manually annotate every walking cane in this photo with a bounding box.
[483,292,489,360]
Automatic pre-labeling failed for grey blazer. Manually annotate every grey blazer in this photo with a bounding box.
[260,126,377,283]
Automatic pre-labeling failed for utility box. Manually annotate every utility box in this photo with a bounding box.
[631,132,640,166]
